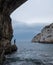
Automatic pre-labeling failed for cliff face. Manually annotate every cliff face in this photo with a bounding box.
[32,33,41,42]
[0,0,27,63]
[32,23,53,43]
[0,14,13,46]
[0,0,27,15]
[0,0,27,51]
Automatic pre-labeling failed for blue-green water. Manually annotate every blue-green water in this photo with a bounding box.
[5,41,53,65]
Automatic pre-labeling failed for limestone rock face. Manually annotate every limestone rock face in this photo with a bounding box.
[0,0,27,63]
[0,13,13,46]
[32,33,41,42]
[32,23,53,43]
[0,0,27,52]
[0,0,27,14]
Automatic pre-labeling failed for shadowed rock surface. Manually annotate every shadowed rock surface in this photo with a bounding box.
[0,0,27,63]
[32,23,53,43]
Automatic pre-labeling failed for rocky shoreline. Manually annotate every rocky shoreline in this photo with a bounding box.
[0,0,27,64]
[32,23,53,43]
[0,44,17,64]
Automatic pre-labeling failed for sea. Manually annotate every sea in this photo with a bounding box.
[4,23,53,65]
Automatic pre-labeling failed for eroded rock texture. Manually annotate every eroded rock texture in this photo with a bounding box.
[0,0,27,53]
[32,23,53,43]
[0,14,13,45]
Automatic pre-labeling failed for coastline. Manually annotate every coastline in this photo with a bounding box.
[32,23,53,43]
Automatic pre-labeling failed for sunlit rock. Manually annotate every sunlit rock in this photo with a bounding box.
[32,23,53,43]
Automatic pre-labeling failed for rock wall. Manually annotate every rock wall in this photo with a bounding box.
[0,0,27,51]
[32,33,41,42]
[0,0,27,63]
[0,13,13,46]
[32,23,53,43]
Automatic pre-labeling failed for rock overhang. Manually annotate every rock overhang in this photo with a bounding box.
[9,0,28,14]
[0,0,27,15]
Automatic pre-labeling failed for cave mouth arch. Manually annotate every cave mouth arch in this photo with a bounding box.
[0,0,27,47]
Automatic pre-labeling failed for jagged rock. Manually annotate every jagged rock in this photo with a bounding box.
[32,23,53,43]
[0,0,27,52]
[0,0,27,62]
[32,33,41,42]
[5,44,17,55]
[0,0,27,45]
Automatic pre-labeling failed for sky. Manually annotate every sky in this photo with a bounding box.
[11,0,53,25]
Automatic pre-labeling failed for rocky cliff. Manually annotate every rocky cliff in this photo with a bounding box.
[0,0,27,55]
[0,0,27,63]
[32,23,53,43]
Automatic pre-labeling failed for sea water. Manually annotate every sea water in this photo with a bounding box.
[5,41,53,65]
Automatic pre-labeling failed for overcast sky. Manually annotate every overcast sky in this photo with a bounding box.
[11,0,53,25]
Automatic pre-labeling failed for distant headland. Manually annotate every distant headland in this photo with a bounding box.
[32,23,53,43]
